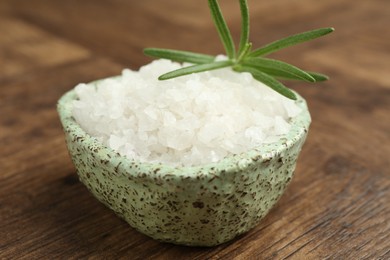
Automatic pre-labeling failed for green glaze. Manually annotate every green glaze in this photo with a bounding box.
[57,78,311,246]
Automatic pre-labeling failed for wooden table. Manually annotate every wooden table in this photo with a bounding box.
[1,0,389,259]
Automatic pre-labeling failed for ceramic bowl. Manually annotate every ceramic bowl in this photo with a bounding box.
[57,81,311,247]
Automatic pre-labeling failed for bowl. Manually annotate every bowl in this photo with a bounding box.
[57,79,311,246]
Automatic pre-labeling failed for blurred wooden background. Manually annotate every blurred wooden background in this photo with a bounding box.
[0,0,389,259]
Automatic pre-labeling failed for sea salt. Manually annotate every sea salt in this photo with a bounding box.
[72,58,302,166]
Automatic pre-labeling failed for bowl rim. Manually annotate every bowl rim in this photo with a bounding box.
[57,77,311,179]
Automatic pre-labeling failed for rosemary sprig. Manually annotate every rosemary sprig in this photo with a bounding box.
[143,0,334,100]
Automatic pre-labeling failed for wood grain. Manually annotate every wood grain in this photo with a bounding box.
[1,0,389,259]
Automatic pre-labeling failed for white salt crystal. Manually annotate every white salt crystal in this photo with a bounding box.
[109,135,125,150]
[283,99,303,117]
[72,58,302,166]
[198,121,224,143]
[245,126,266,144]
[162,111,177,126]
[273,116,291,135]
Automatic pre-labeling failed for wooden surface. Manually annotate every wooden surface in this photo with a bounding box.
[1,0,389,259]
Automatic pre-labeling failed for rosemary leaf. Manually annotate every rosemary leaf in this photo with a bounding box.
[236,65,297,100]
[250,27,334,57]
[238,0,250,56]
[264,70,329,82]
[159,60,233,80]
[208,0,236,59]
[243,57,316,82]
[144,48,215,64]
[306,71,329,81]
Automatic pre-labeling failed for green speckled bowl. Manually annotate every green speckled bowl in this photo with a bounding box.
[57,81,311,247]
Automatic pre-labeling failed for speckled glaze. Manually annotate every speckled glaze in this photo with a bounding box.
[57,79,311,247]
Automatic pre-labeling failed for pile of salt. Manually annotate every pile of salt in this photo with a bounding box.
[72,58,302,166]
